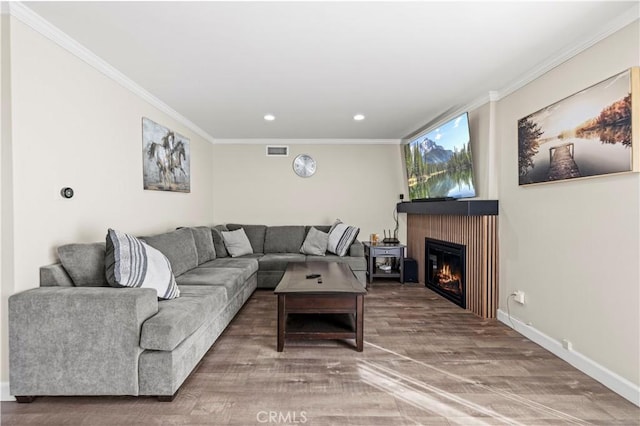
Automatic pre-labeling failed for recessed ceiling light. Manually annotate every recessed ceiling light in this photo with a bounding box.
[264,114,276,121]
[353,114,365,121]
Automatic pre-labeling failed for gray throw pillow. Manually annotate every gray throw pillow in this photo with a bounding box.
[105,229,180,300]
[57,242,107,287]
[142,228,198,277]
[221,228,254,257]
[327,221,360,257]
[211,225,229,258]
[300,227,329,256]
[189,226,216,264]
[226,224,266,253]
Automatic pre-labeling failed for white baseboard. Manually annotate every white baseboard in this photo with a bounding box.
[497,309,639,407]
[1,381,14,402]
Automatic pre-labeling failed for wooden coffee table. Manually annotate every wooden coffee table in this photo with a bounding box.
[274,262,366,352]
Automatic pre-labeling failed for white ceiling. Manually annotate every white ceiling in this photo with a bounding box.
[21,1,640,140]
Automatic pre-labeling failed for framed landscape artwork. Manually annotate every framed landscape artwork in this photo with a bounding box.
[518,67,639,185]
[142,117,191,192]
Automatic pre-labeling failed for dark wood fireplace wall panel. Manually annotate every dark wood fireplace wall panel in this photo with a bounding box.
[407,214,498,319]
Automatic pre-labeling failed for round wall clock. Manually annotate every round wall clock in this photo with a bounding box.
[292,154,317,177]
[60,187,74,199]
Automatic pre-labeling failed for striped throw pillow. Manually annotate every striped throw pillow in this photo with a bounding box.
[327,222,360,257]
[105,229,180,300]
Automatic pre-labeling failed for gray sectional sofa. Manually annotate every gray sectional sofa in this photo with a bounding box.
[9,224,365,402]
[220,224,366,287]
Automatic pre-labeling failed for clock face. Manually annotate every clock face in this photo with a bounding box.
[293,154,316,177]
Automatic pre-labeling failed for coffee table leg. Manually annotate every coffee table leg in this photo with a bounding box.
[277,295,285,352]
[356,295,364,352]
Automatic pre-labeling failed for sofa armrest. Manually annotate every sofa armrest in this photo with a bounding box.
[9,287,158,397]
[349,240,364,257]
[40,264,74,287]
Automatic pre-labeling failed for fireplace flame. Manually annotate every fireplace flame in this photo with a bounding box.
[437,263,461,294]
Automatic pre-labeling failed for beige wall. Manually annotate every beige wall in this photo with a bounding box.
[497,21,639,385]
[212,143,405,240]
[467,103,494,199]
[1,12,13,390]
[0,18,214,385]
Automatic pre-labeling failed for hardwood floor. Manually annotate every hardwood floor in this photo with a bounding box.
[2,281,639,425]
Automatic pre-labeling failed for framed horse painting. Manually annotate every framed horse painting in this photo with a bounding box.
[142,117,191,192]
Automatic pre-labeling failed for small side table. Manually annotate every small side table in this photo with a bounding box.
[363,242,405,285]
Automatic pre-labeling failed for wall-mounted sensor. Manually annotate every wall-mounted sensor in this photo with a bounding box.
[60,187,74,199]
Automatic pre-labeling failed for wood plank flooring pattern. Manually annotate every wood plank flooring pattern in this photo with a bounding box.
[2,283,638,425]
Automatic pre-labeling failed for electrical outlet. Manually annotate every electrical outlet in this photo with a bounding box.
[513,291,525,304]
[562,339,573,351]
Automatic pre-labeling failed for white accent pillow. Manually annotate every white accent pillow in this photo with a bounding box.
[221,228,254,257]
[328,218,342,235]
[105,228,180,300]
[300,227,329,256]
[327,221,360,257]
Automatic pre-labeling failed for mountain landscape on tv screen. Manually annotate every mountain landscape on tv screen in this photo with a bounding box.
[404,112,476,200]
[420,138,453,164]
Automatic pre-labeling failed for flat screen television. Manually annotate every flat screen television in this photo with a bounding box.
[403,112,476,201]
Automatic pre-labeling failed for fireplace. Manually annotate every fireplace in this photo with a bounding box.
[425,238,466,308]
[405,213,498,318]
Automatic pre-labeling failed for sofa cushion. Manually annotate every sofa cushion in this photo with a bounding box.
[105,229,180,300]
[189,226,216,264]
[257,270,286,289]
[306,254,367,272]
[259,253,306,271]
[143,228,198,277]
[175,267,251,300]
[140,285,227,351]
[198,257,259,275]
[222,228,254,257]
[40,264,75,287]
[306,225,331,234]
[264,226,306,253]
[327,221,360,257]
[300,227,329,256]
[57,242,107,287]
[211,225,229,258]
[226,224,266,253]
[348,240,364,258]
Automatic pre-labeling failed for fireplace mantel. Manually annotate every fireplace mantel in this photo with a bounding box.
[397,200,498,216]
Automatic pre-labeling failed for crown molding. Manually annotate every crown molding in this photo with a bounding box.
[496,3,640,101]
[7,2,639,144]
[409,4,639,140]
[402,91,491,142]
[213,138,402,145]
[7,2,216,144]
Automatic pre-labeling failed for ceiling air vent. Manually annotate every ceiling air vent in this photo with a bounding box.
[266,146,289,157]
